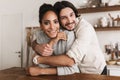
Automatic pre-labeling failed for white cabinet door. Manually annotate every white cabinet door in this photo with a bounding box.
[107,65,120,76]
[109,69,120,76]
[0,14,22,70]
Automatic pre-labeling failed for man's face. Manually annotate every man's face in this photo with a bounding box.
[59,7,76,31]
[41,11,59,38]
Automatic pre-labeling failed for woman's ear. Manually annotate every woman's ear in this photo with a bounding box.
[40,24,43,30]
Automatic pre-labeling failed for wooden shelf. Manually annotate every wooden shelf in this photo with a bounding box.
[77,5,120,14]
[94,26,120,31]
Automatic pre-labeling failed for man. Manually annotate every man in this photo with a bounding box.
[32,1,107,75]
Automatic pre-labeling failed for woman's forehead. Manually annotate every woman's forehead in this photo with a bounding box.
[42,11,58,20]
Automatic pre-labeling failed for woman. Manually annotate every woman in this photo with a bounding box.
[28,3,79,76]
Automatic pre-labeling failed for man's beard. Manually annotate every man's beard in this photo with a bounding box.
[64,21,75,31]
[65,21,75,27]
[60,21,76,31]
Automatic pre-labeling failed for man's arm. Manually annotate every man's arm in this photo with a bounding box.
[32,40,53,56]
[32,35,60,50]
[32,40,37,51]
[37,54,75,67]
[32,32,67,56]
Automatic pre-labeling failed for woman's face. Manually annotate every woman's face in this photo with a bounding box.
[41,11,60,38]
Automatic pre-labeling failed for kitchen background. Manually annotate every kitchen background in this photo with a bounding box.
[0,0,120,70]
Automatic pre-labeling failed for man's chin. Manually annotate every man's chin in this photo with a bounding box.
[67,29,74,31]
[61,27,74,31]
[67,28,74,31]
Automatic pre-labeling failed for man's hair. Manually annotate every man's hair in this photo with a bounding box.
[39,3,58,24]
[54,1,79,18]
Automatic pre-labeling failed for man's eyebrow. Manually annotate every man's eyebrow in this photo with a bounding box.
[60,16,65,17]
[54,18,58,21]
[60,15,67,18]
[71,12,74,14]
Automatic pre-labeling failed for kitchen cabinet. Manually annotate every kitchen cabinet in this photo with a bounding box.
[107,65,120,76]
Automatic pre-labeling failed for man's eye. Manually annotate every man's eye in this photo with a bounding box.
[70,14,72,17]
[60,17,66,20]
[70,12,75,17]
[70,13,73,17]
[54,20,59,24]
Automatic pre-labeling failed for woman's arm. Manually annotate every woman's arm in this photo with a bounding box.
[29,66,57,76]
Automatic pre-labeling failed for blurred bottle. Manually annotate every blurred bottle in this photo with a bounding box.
[100,17,108,27]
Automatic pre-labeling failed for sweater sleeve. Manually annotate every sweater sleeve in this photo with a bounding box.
[57,64,80,75]
[66,19,95,63]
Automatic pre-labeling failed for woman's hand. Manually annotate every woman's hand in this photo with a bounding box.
[28,66,42,76]
[57,32,67,41]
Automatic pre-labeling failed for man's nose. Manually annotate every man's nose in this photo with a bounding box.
[67,17,72,23]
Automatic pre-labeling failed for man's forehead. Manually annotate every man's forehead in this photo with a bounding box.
[60,7,74,15]
[60,12,74,17]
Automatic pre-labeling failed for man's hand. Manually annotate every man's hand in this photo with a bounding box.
[35,44,53,56]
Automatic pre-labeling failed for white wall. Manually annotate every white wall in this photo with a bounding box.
[81,10,120,52]
[96,31,120,51]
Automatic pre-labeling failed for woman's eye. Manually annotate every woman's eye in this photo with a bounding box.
[44,22,49,25]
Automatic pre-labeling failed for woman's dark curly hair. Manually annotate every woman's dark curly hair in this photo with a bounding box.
[39,3,58,24]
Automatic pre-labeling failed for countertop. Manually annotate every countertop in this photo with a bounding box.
[0,67,120,80]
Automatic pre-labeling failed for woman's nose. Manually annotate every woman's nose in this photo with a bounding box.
[50,23,54,29]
